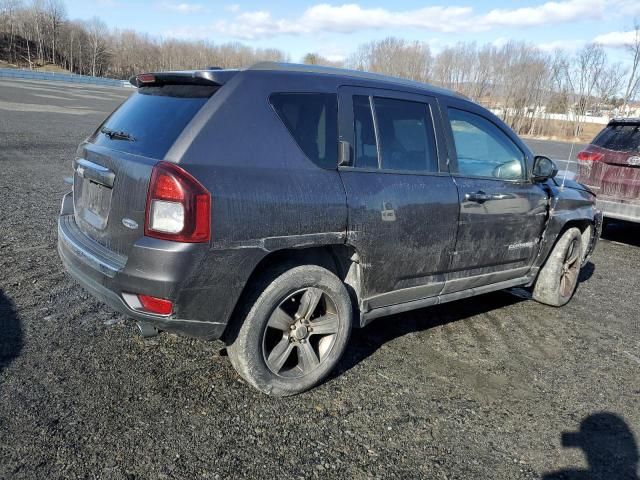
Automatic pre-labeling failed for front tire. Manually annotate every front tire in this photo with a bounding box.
[227,265,352,396]
[533,227,583,307]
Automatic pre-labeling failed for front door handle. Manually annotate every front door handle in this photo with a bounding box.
[465,191,491,203]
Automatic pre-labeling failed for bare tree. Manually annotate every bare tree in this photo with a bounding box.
[1,0,23,64]
[302,52,342,67]
[86,16,107,76]
[45,0,65,63]
[621,20,640,113]
[347,37,431,82]
[596,62,627,113]
[0,0,633,131]
[564,43,607,136]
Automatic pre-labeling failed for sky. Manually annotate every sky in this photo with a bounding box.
[64,0,639,63]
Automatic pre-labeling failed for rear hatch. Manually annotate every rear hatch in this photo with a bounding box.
[72,72,228,258]
[576,120,640,203]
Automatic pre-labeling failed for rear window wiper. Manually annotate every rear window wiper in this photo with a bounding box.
[101,127,136,142]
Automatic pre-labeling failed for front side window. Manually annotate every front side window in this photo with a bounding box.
[270,93,338,169]
[448,108,525,180]
[373,97,438,172]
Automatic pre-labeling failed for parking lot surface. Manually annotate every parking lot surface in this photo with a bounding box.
[1,79,639,479]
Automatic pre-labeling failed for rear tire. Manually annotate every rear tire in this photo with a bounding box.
[227,265,352,396]
[533,227,583,307]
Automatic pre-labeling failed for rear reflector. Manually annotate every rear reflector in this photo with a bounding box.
[577,151,604,162]
[138,294,173,315]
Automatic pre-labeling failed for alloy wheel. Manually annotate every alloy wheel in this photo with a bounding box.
[262,287,340,378]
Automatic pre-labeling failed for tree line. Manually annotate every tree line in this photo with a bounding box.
[2,0,640,138]
[342,35,640,137]
[0,0,288,77]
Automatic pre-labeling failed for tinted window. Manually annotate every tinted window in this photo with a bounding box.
[270,93,338,169]
[353,95,379,168]
[448,108,525,180]
[374,98,438,172]
[94,85,215,158]
[593,124,640,152]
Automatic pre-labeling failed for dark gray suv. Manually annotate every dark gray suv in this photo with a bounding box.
[58,62,602,395]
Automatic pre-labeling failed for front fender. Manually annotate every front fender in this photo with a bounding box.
[533,185,600,272]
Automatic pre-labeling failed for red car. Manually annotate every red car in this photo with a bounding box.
[576,118,640,223]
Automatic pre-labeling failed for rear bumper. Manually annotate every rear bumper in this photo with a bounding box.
[57,192,226,339]
[597,199,640,223]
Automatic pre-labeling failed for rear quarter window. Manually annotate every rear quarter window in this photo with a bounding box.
[593,124,640,152]
[93,85,216,158]
[270,93,338,169]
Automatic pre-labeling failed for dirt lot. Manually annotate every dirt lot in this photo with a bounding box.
[1,79,639,480]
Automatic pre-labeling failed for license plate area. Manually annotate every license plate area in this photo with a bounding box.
[75,177,113,230]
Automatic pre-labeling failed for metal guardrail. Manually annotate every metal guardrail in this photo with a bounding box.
[0,68,133,88]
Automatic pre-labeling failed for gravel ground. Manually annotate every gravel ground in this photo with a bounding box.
[1,79,639,480]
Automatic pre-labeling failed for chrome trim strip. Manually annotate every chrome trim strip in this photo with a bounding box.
[74,158,115,188]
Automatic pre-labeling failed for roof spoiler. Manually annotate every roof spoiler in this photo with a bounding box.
[129,69,239,88]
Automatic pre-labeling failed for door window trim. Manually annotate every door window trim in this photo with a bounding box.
[337,85,450,175]
[369,95,383,170]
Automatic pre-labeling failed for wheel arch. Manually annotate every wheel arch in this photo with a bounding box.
[535,213,596,276]
[221,244,363,342]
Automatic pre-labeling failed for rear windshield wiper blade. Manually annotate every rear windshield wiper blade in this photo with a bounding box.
[101,127,136,142]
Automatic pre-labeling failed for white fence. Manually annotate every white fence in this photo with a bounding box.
[489,108,611,125]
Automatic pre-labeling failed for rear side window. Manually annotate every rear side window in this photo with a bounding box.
[593,124,640,152]
[270,93,338,169]
[94,85,216,158]
[373,97,438,172]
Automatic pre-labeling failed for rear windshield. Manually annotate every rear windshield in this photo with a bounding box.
[93,85,216,158]
[592,124,640,152]
[270,93,338,169]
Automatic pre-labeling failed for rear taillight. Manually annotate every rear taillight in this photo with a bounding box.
[138,294,173,315]
[577,151,604,162]
[145,161,210,243]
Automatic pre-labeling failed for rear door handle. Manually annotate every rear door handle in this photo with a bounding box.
[465,191,491,203]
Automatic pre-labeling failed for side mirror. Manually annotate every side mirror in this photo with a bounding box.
[532,156,558,183]
[338,140,352,167]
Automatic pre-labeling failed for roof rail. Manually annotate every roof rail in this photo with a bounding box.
[246,62,462,98]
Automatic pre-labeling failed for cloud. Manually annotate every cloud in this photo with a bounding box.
[209,0,614,40]
[158,1,204,14]
[479,0,604,28]
[491,37,510,48]
[537,39,585,52]
[594,30,639,48]
[315,45,349,63]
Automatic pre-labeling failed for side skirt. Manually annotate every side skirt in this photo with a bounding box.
[361,276,532,326]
